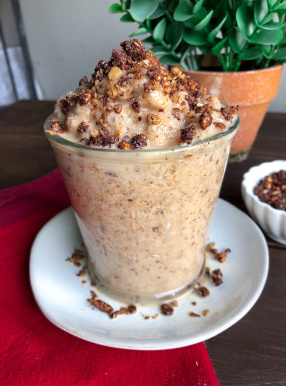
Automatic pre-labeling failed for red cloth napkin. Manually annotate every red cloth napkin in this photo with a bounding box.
[0,170,219,386]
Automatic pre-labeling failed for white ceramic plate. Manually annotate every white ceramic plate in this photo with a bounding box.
[30,199,269,350]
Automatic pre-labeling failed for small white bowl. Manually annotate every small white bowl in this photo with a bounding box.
[241,160,286,245]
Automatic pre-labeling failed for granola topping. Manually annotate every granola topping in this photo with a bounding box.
[131,134,148,149]
[50,40,238,149]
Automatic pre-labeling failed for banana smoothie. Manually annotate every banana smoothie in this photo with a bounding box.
[45,40,238,302]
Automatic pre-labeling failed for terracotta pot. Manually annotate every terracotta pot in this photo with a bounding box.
[176,64,283,162]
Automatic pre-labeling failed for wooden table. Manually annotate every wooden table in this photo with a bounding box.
[1,101,285,385]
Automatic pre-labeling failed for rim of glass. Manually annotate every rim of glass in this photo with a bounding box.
[44,112,239,154]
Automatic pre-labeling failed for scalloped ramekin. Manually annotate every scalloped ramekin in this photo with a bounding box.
[241,160,286,245]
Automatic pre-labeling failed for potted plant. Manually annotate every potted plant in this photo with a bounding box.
[109,0,286,162]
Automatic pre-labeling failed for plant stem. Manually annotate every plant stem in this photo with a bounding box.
[186,55,193,70]
[180,47,190,69]
[263,46,275,68]
[218,53,227,72]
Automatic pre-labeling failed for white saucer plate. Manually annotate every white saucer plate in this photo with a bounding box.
[30,199,269,350]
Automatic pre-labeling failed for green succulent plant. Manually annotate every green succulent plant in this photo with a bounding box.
[109,0,286,71]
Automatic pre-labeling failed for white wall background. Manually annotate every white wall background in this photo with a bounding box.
[17,0,286,112]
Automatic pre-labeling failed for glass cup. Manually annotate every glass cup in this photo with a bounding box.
[45,115,239,303]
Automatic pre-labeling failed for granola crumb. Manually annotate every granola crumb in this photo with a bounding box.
[191,301,197,306]
[204,267,211,277]
[190,312,201,317]
[206,242,218,255]
[221,105,239,122]
[202,309,210,316]
[181,124,196,144]
[197,287,210,297]
[132,101,140,113]
[81,280,87,285]
[131,134,148,148]
[207,243,231,263]
[87,290,98,305]
[212,269,223,286]
[215,251,228,263]
[66,249,85,267]
[144,316,150,320]
[147,113,161,125]
[152,314,159,319]
[110,306,130,319]
[161,303,174,316]
[91,299,113,314]
[87,291,113,314]
[169,300,178,308]
[128,304,137,314]
[77,266,87,277]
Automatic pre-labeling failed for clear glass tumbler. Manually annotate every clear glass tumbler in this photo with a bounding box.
[45,115,239,303]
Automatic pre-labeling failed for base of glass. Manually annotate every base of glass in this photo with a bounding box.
[228,149,250,164]
[87,256,206,305]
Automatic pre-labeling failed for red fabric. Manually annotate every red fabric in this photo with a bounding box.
[0,170,219,386]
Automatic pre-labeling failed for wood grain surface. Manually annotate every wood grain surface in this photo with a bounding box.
[1,101,285,385]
